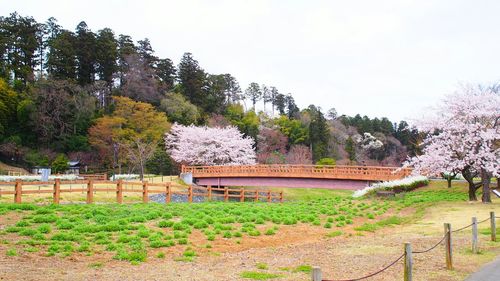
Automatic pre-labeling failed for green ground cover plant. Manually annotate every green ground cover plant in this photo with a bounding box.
[0,185,469,264]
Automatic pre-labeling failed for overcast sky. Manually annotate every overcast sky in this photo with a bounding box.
[4,0,500,121]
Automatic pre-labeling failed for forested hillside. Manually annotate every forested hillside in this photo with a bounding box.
[0,12,420,175]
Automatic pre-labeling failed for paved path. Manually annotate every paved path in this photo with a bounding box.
[465,256,500,281]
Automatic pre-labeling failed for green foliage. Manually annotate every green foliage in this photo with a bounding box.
[307,105,330,162]
[345,136,356,162]
[159,92,199,125]
[275,115,309,145]
[51,154,69,174]
[0,78,18,137]
[24,150,50,167]
[6,248,17,256]
[316,158,336,166]
[240,271,282,280]
[225,104,259,140]
[293,265,312,273]
[256,262,268,270]
[326,230,343,238]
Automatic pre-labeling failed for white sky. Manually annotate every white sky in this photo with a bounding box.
[4,0,500,121]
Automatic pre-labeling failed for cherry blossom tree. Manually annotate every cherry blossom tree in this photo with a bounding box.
[165,124,256,165]
[404,85,499,202]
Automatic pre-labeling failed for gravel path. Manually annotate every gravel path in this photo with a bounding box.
[464,256,500,281]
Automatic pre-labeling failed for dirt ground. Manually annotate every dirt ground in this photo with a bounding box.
[0,198,499,281]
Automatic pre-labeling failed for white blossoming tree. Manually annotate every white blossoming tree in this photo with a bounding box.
[165,124,256,166]
[404,85,499,202]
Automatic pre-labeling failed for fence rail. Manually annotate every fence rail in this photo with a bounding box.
[0,179,282,204]
[313,212,497,281]
[182,164,412,181]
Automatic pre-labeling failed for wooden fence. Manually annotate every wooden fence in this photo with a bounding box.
[0,179,283,204]
[182,164,412,181]
[80,173,107,181]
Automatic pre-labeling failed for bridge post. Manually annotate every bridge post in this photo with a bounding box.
[224,187,228,202]
[240,188,245,202]
[254,190,259,202]
[280,191,283,203]
[267,190,271,203]
[207,185,212,201]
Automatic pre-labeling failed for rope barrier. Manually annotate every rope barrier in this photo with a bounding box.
[322,253,405,281]
[321,215,493,281]
[451,222,474,233]
[412,233,447,254]
[478,217,490,224]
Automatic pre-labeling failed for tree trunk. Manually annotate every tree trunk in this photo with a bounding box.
[468,186,478,201]
[447,177,452,188]
[481,169,492,203]
[462,167,480,201]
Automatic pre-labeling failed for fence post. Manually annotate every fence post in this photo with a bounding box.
[116,179,123,204]
[491,212,496,242]
[142,181,149,203]
[165,182,171,203]
[14,179,22,203]
[240,188,245,202]
[267,190,271,203]
[53,179,61,204]
[472,217,478,254]
[280,191,283,203]
[311,266,322,281]
[224,187,228,202]
[188,185,193,203]
[86,180,93,204]
[444,223,452,270]
[404,242,413,281]
[255,190,259,202]
[207,185,212,201]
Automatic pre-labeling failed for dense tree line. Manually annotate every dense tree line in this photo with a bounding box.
[0,12,418,175]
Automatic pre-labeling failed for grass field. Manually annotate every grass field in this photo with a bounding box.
[0,180,499,281]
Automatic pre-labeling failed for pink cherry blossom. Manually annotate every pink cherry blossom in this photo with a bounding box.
[165,124,256,165]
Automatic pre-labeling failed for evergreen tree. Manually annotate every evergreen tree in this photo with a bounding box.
[156,58,176,90]
[223,74,241,104]
[244,82,261,111]
[308,105,330,162]
[0,13,41,84]
[137,38,157,68]
[46,29,77,80]
[285,94,299,119]
[75,21,97,85]
[117,34,136,86]
[274,93,286,115]
[96,28,118,87]
[177,52,206,109]
[345,136,356,162]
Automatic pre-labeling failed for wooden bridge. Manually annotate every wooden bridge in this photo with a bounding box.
[181,165,412,190]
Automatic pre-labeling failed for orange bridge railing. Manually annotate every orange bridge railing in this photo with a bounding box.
[182,164,412,182]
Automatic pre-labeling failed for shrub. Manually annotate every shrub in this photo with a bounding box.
[316,158,336,166]
[353,176,429,197]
